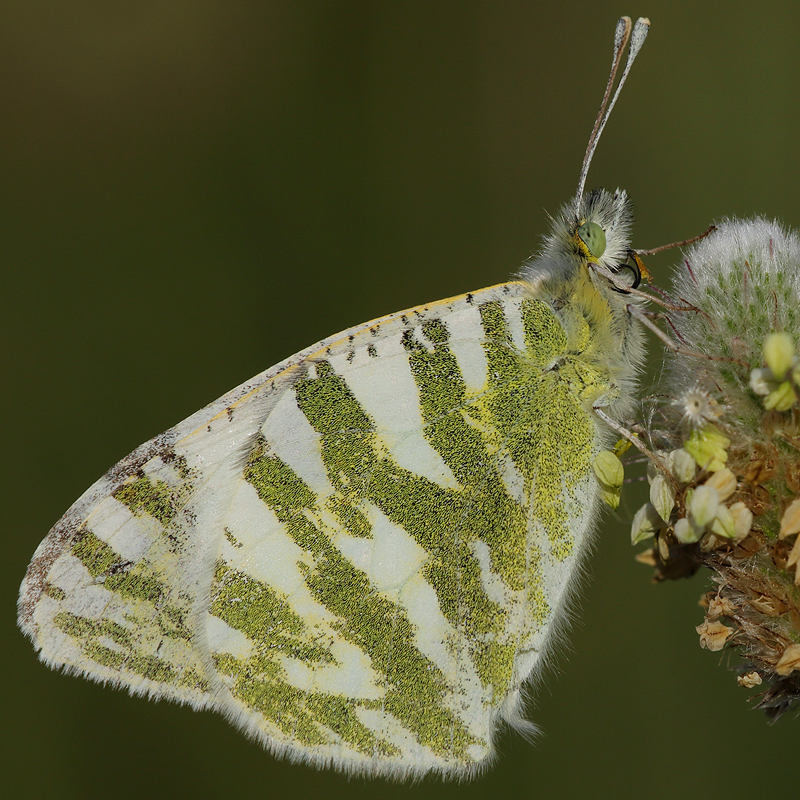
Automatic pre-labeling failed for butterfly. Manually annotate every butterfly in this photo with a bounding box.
[18,16,650,780]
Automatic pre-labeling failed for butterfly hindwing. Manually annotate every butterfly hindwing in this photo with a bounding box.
[17,311,383,706]
[20,280,611,779]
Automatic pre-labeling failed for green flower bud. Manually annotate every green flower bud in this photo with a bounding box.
[764,332,795,381]
[631,503,664,545]
[593,450,624,487]
[650,474,676,522]
[593,450,624,509]
[764,381,798,411]
[684,425,730,472]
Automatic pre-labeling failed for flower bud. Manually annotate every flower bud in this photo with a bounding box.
[674,516,703,545]
[729,502,753,542]
[593,450,624,510]
[631,503,663,545]
[684,425,730,473]
[704,468,737,501]
[764,332,795,381]
[710,503,735,539]
[779,498,800,539]
[650,474,676,522]
[671,448,696,483]
[593,450,624,487]
[764,381,798,412]
[690,484,720,528]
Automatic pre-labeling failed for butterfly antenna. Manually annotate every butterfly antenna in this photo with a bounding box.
[574,16,650,214]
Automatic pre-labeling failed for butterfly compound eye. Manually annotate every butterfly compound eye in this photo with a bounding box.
[576,221,607,259]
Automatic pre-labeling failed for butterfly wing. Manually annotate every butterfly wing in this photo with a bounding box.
[19,281,609,779]
[17,321,325,710]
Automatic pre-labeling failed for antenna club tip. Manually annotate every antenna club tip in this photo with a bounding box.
[576,14,650,202]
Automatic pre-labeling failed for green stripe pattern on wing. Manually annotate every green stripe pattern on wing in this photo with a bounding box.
[210,294,609,764]
[55,528,209,692]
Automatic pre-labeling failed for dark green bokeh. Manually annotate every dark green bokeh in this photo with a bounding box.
[4,2,798,797]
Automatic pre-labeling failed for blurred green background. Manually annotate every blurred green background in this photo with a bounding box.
[3,1,798,798]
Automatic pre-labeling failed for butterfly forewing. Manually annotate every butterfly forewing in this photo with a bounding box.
[20,280,612,779]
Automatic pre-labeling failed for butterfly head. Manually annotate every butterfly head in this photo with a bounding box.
[521,187,644,298]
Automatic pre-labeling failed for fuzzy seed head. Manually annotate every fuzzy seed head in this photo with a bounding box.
[668,219,800,403]
[640,217,800,720]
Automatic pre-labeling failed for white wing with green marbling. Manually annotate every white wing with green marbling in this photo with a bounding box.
[19,280,613,780]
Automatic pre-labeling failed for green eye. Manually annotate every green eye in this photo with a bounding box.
[577,221,606,258]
